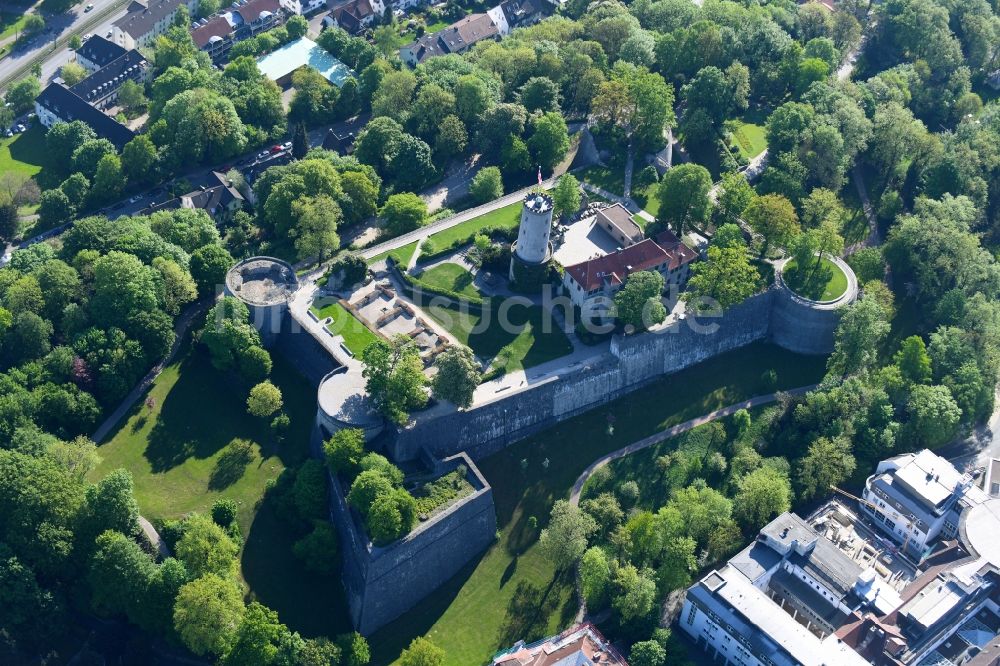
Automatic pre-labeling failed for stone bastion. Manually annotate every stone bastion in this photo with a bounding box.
[327,451,497,635]
[769,254,858,355]
[224,256,298,347]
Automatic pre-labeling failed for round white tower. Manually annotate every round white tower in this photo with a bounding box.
[509,193,554,290]
[513,192,554,264]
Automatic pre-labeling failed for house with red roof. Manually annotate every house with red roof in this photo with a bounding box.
[561,229,697,319]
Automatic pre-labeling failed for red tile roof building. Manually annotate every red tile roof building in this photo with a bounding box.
[492,623,627,666]
[561,229,697,317]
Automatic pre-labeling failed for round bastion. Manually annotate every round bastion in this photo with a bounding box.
[770,254,858,355]
[317,367,385,442]
[224,256,298,347]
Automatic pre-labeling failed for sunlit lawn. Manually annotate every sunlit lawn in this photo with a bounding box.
[368,240,420,267]
[415,262,480,300]
[369,342,828,665]
[784,257,848,301]
[577,164,625,196]
[311,300,379,356]
[424,201,522,253]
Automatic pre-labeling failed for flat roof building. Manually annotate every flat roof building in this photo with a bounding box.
[492,623,627,665]
[256,36,355,87]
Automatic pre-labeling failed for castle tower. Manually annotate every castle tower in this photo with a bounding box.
[509,192,554,290]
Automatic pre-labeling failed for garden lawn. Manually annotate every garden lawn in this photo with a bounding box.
[0,12,28,41]
[633,181,661,220]
[415,263,479,300]
[369,342,828,665]
[426,300,573,373]
[784,257,848,301]
[577,165,625,196]
[368,240,419,268]
[729,121,767,160]
[90,337,353,637]
[311,300,379,356]
[0,124,46,179]
[424,201,522,253]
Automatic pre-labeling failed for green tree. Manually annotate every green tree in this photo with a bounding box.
[552,174,581,220]
[907,384,962,447]
[47,121,97,170]
[4,78,40,114]
[469,167,503,204]
[580,546,611,609]
[528,111,570,173]
[293,522,338,574]
[60,62,88,86]
[87,530,155,619]
[630,640,667,666]
[59,173,90,209]
[38,189,75,229]
[286,14,308,39]
[846,247,885,284]
[539,500,597,570]
[434,114,467,161]
[173,574,245,657]
[361,335,427,424]
[121,136,158,186]
[380,193,427,237]
[175,514,239,579]
[684,246,759,312]
[90,251,158,328]
[431,345,480,409]
[614,270,665,330]
[221,602,302,666]
[292,121,309,159]
[72,138,116,179]
[744,194,799,256]
[90,154,124,205]
[190,244,235,296]
[399,637,445,666]
[247,381,283,418]
[827,297,891,377]
[324,428,367,478]
[734,467,791,531]
[612,563,657,622]
[795,436,856,501]
[716,172,755,225]
[117,80,148,116]
[658,163,711,238]
[293,194,342,264]
[152,257,197,315]
[895,336,932,384]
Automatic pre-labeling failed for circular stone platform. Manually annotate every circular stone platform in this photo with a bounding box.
[316,367,384,441]
[770,254,858,355]
[225,256,298,307]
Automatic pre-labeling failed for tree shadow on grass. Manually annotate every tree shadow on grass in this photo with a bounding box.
[496,576,565,649]
[208,439,256,490]
[143,352,259,473]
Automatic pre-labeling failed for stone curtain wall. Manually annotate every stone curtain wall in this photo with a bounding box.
[389,291,776,461]
[327,453,497,635]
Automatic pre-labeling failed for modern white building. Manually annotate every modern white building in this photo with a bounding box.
[861,449,988,560]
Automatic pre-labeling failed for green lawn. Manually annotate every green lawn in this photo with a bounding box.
[0,125,46,179]
[415,263,479,300]
[369,342,829,665]
[424,201,522,255]
[632,181,661,221]
[90,338,353,637]
[426,300,573,374]
[784,256,849,301]
[729,121,767,160]
[577,165,625,196]
[311,300,380,356]
[0,12,29,42]
[368,240,420,268]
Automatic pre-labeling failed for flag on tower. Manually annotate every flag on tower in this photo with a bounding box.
[537,165,542,185]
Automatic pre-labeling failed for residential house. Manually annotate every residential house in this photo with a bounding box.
[74,35,128,73]
[561,229,697,319]
[142,171,245,222]
[35,84,136,149]
[69,49,150,110]
[491,0,547,35]
[111,0,201,50]
[321,0,384,34]
[399,12,499,66]
[594,203,643,248]
[191,0,285,62]
[492,624,627,665]
[861,449,988,560]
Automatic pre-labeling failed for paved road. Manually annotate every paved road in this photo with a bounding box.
[568,384,818,505]
[0,0,130,93]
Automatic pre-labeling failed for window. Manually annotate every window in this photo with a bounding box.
[686,605,697,626]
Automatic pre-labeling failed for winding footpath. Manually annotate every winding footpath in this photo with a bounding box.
[568,384,817,506]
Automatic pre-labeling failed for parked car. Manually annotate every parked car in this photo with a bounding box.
[15,124,25,133]
[281,141,292,150]
[269,144,283,153]
[82,33,92,41]
[128,194,142,204]
[84,3,94,11]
